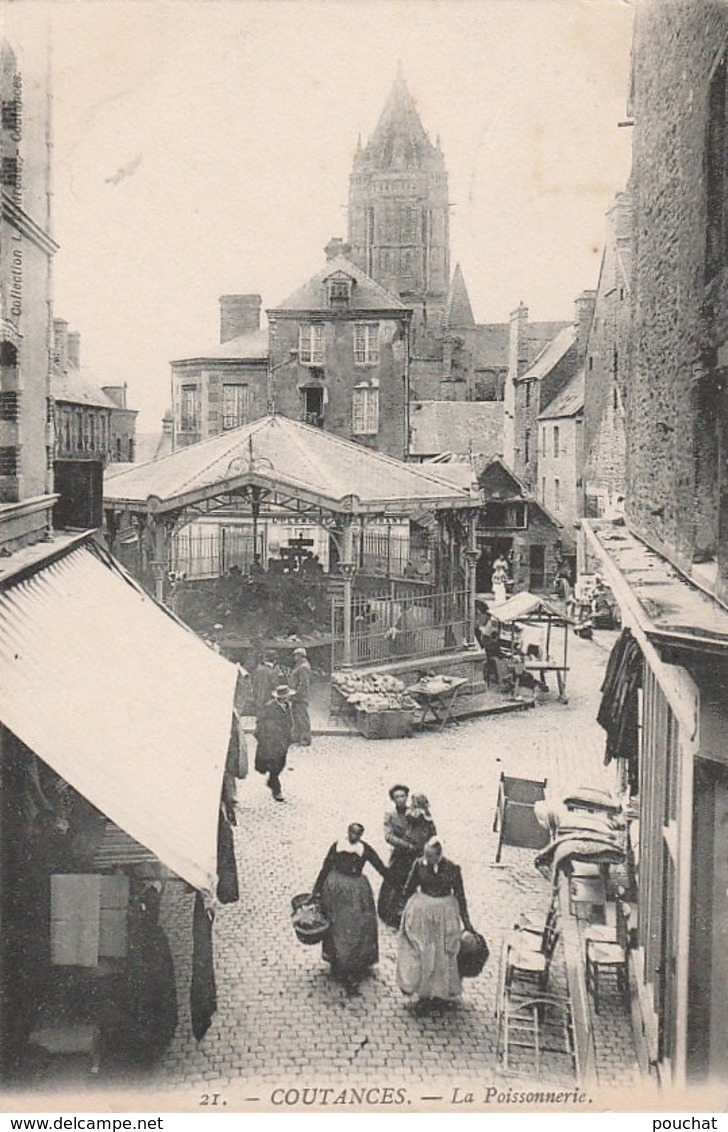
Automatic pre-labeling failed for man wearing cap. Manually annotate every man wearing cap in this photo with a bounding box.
[254,685,293,802]
[289,647,312,747]
[252,650,282,717]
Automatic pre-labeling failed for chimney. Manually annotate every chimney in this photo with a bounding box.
[219,295,262,344]
[574,291,597,363]
[102,385,127,409]
[508,302,529,378]
[53,318,68,373]
[162,409,173,435]
[66,331,81,369]
[325,237,352,261]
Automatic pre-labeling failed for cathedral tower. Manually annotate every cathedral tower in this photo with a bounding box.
[347,68,450,358]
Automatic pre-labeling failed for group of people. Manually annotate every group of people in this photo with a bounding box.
[253,647,312,802]
[311,785,474,1009]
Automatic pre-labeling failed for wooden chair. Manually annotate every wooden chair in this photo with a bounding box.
[585,897,631,1013]
[504,906,560,997]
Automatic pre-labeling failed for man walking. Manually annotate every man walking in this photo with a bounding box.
[290,646,312,746]
[254,685,293,802]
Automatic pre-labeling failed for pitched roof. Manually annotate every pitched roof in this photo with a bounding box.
[358,70,438,172]
[445,264,475,328]
[408,400,504,458]
[51,368,118,410]
[538,368,585,419]
[104,414,472,514]
[172,328,268,365]
[272,256,407,313]
[518,324,576,383]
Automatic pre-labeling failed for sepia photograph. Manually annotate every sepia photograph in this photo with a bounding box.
[0,0,727,1116]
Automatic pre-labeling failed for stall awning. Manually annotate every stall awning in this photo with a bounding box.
[0,543,238,894]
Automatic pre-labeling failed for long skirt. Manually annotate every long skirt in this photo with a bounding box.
[319,870,379,976]
[377,846,416,928]
[397,891,462,1001]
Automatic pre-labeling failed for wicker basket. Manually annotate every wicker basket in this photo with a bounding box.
[291,896,329,945]
[457,930,489,978]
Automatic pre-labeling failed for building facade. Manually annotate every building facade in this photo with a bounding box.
[51,320,138,467]
[171,295,268,449]
[582,190,632,519]
[503,295,593,512]
[0,27,56,544]
[537,368,584,536]
[582,0,728,1089]
[266,240,411,459]
[502,304,572,480]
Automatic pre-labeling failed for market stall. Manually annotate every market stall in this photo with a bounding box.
[490,591,572,702]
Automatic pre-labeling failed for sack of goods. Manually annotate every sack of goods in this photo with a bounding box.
[457,929,489,978]
[291,893,329,945]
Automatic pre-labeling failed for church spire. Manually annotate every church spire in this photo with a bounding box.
[364,66,434,171]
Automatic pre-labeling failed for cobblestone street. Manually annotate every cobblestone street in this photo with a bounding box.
[156,633,640,1106]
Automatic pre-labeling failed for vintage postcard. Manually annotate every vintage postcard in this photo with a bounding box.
[1,0,727,1117]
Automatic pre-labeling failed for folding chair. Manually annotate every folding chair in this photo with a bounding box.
[493,772,549,862]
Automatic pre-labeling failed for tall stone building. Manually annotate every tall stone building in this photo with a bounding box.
[347,67,449,363]
[582,189,633,519]
[0,26,56,531]
[581,0,728,1090]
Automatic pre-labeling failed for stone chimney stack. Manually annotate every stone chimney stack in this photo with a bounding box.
[325,237,352,261]
[574,290,597,363]
[162,409,173,435]
[53,318,68,373]
[66,331,81,370]
[102,384,127,409]
[219,295,262,344]
[508,302,530,379]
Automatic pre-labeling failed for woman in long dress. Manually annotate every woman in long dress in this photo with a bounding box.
[397,837,474,1009]
[313,822,389,991]
[378,788,437,929]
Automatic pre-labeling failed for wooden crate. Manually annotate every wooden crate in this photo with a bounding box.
[355,708,414,740]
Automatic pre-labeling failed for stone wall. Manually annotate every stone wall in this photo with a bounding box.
[628,0,728,596]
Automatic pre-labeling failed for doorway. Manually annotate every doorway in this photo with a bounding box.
[476,537,513,594]
[529,544,546,591]
[301,387,324,428]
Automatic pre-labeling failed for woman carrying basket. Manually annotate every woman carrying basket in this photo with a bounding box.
[313,822,389,992]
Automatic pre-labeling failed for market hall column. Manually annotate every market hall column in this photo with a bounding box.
[145,495,170,605]
[464,510,479,647]
[339,516,359,669]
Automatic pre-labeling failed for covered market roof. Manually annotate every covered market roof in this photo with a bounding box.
[103,414,474,516]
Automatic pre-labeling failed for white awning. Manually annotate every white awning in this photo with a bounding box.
[0,543,238,893]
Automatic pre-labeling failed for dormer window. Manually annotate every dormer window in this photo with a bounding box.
[325,272,353,309]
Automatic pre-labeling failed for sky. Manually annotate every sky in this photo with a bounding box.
[8,0,634,430]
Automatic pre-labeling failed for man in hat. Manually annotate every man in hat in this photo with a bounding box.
[289,646,312,746]
[252,649,281,717]
[254,685,293,802]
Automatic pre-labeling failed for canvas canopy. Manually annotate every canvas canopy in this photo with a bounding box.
[0,543,238,893]
[490,591,568,623]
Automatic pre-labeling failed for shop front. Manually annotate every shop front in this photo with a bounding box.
[0,537,240,1080]
[582,518,728,1090]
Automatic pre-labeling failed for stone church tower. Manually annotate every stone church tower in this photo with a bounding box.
[347,67,450,360]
